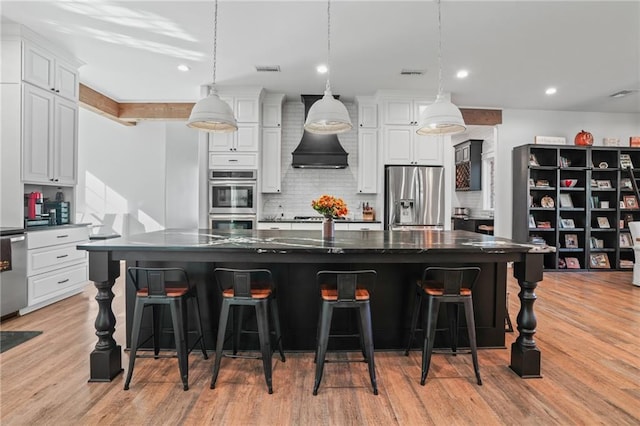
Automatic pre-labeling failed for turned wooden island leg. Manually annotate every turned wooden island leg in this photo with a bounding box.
[88,251,123,382]
[511,251,544,378]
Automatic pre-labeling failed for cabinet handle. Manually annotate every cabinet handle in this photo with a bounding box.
[56,254,69,259]
[228,159,238,162]
[57,278,69,284]
[56,234,69,238]
[50,88,55,91]
[55,90,60,93]
[277,123,280,127]
[360,228,370,230]
[54,178,59,182]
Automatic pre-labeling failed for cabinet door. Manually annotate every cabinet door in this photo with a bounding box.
[358,102,377,128]
[261,128,281,193]
[22,42,54,91]
[383,99,413,125]
[413,100,430,124]
[53,97,78,184]
[262,103,281,128]
[358,129,378,193]
[234,97,259,123]
[209,131,234,152]
[23,84,54,183]
[235,124,259,151]
[414,134,443,165]
[55,60,79,101]
[383,126,412,164]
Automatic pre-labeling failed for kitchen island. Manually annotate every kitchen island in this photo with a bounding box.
[78,228,545,382]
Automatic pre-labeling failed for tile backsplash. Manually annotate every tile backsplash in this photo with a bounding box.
[261,100,377,220]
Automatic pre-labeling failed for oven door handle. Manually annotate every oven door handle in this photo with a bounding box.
[10,235,26,243]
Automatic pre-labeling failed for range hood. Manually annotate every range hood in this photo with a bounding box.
[291,95,349,169]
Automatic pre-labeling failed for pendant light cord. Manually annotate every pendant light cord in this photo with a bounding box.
[325,0,331,93]
[436,0,443,96]
[212,0,218,88]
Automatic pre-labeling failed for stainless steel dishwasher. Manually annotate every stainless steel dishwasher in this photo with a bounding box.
[0,229,27,317]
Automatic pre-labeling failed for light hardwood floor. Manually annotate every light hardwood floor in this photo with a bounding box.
[1,267,639,425]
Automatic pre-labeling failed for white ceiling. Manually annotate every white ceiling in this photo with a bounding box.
[1,0,639,113]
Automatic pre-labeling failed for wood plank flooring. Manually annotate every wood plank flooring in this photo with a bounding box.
[1,266,639,425]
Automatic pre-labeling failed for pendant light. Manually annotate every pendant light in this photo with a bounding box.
[416,0,466,136]
[187,0,237,132]
[304,0,353,135]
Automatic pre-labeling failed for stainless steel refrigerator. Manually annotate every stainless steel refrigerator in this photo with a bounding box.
[384,165,445,230]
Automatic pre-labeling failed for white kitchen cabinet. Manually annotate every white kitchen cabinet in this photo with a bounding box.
[218,89,263,124]
[261,128,282,193]
[257,222,292,230]
[23,40,79,101]
[382,126,443,165]
[358,129,378,193]
[22,83,78,184]
[209,152,258,169]
[22,225,89,314]
[347,223,382,231]
[209,124,259,152]
[356,96,378,128]
[287,222,382,231]
[262,94,284,128]
[382,98,429,126]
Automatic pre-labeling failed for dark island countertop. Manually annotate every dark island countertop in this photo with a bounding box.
[78,228,539,255]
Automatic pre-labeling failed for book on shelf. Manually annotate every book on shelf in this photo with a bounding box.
[536,221,551,229]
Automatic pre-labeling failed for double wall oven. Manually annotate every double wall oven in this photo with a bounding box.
[209,170,257,230]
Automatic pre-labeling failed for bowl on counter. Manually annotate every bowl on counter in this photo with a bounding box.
[560,179,578,188]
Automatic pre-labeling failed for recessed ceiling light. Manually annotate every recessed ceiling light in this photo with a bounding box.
[456,69,469,79]
[177,64,190,72]
[545,87,557,95]
[317,64,328,74]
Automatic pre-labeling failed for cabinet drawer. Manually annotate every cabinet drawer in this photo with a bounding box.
[257,222,292,230]
[28,263,88,305]
[28,226,89,249]
[347,223,382,231]
[28,243,87,275]
[209,153,257,168]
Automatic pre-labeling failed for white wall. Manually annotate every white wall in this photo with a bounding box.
[165,123,199,228]
[494,109,640,239]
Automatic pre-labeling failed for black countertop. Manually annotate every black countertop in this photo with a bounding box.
[0,227,26,237]
[78,228,539,254]
[25,223,91,232]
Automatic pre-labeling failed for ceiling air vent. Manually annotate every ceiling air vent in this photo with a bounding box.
[255,65,281,72]
[609,90,636,98]
[400,69,426,76]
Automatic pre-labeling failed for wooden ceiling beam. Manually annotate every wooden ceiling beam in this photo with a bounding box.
[118,103,194,121]
[460,108,502,126]
[79,83,136,126]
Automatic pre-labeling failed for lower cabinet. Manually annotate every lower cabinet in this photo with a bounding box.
[257,222,383,231]
[22,225,89,314]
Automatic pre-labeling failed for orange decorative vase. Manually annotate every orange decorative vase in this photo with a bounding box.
[574,130,593,146]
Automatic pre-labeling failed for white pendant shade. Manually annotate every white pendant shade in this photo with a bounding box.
[304,90,353,135]
[416,94,466,136]
[187,91,237,132]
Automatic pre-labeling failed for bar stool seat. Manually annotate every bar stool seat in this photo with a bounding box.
[210,268,285,394]
[124,267,208,391]
[405,266,482,386]
[313,270,378,396]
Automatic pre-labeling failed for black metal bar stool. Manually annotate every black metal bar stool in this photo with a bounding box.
[404,266,482,386]
[124,267,208,391]
[313,270,378,395]
[210,268,285,394]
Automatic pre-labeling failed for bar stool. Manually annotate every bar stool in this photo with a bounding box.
[124,267,208,391]
[210,268,285,394]
[404,266,482,386]
[313,270,378,395]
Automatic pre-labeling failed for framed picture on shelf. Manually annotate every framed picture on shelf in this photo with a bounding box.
[619,233,633,248]
[624,195,638,209]
[624,214,635,227]
[600,201,610,208]
[529,215,536,228]
[565,257,580,269]
[564,234,578,248]
[536,221,551,229]
[596,180,612,189]
[621,201,626,209]
[597,216,610,228]
[559,193,573,208]
[589,253,610,269]
[620,154,634,169]
[620,219,625,229]
[589,236,602,249]
[529,154,539,166]
[535,179,550,187]
[591,179,598,188]
[560,218,575,228]
[621,178,633,189]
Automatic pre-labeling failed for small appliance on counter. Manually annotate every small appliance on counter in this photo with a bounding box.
[44,201,70,225]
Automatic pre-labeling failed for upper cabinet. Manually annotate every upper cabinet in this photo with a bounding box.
[209,124,259,152]
[356,96,378,128]
[261,94,285,193]
[23,41,79,101]
[218,87,264,124]
[379,96,443,166]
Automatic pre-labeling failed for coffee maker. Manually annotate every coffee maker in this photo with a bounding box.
[26,192,43,219]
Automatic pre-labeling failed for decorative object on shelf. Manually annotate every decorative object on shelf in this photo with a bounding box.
[574,130,593,146]
[620,154,634,169]
[598,162,609,169]
[187,0,238,132]
[600,201,610,208]
[541,195,554,208]
[565,257,580,269]
[590,195,599,208]
[596,216,610,228]
[624,195,638,209]
[589,253,610,269]
[596,180,612,189]
[312,194,348,240]
[564,234,578,248]
[589,237,604,249]
[559,156,571,167]
[536,221,551,229]
[536,179,550,187]
[560,179,577,188]
[602,137,619,147]
[528,215,536,229]
[528,178,535,187]
[621,178,633,189]
[624,214,634,227]
[591,179,598,188]
[416,0,465,135]
[630,136,640,147]
[529,154,539,166]
[559,194,573,208]
[304,0,353,135]
[534,136,566,145]
[620,233,633,248]
[560,218,575,229]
